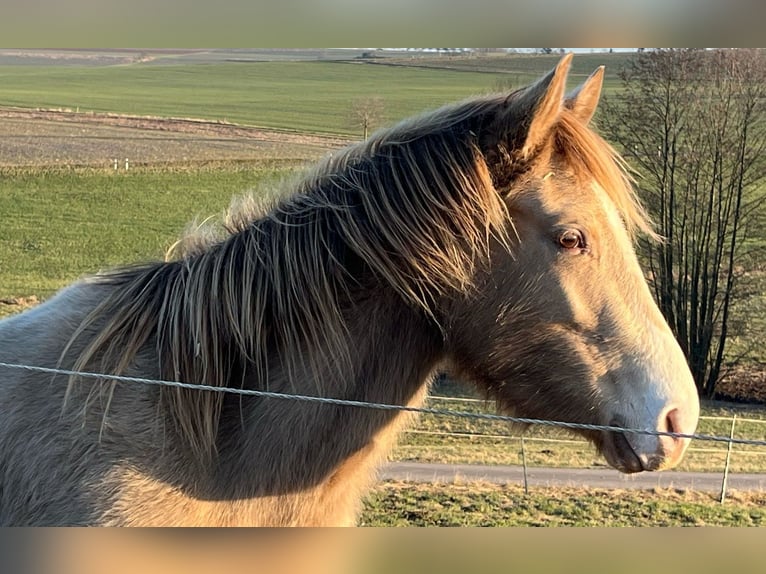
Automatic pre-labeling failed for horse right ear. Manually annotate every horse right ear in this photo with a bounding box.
[512,53,572,159]
[564,66,605,125]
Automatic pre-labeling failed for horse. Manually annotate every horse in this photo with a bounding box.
[0,54,699,526]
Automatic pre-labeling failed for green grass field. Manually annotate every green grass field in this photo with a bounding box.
[361,481,766,526]
[0,62,500,135]
[0,167,289,298]
[0,53,629,136]
[0,53,635,300]
[376,51,634,80]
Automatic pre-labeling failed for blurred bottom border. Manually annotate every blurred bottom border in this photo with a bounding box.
[1,528,763,574]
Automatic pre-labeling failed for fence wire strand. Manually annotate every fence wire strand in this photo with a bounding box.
[1,360,766,447]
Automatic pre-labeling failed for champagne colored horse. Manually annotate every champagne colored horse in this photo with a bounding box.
[0,55,699,526]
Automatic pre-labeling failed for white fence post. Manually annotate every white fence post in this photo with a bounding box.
[719,415,737,504]
[520,436,529,495]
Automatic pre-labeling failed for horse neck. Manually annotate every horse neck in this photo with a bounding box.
[215,287,444,499]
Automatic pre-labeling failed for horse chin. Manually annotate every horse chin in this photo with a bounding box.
[598,428,645,474]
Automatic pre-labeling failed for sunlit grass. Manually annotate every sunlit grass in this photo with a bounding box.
[361,481,766,526]
[0,54,635,137]
[0,62,500,136]
[0,166,289,299]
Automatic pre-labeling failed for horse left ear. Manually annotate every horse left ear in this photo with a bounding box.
[482,54,574,181]
[564,66,605,125]
[514,53,572,159]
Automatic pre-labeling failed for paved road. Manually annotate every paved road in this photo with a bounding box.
[381,462,766,492]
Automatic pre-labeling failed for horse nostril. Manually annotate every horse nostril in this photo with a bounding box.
[661,407,689,462]
[665,407,679,435]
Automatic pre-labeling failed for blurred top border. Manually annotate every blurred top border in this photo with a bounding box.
[0,0,762,48]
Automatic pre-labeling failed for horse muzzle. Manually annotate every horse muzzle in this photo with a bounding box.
[603,403,698,473]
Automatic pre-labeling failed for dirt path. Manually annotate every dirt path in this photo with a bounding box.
[0,107,351,167]
[382,462,766,492]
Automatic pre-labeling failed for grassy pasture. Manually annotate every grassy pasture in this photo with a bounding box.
[0,53,631,137]
[0,167,289,299]
[374,51,632,82]
[361,481,766,526]
[0,62,501,135]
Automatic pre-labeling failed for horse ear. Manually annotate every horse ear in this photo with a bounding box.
[514,53,572,159]
[564,66,605,124]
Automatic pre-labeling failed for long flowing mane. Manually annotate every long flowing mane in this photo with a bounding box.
[67,97,509,462]
[65,94,651,464]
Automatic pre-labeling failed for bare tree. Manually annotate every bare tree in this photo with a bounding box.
[602,49,766,397]
[349,96,385,140]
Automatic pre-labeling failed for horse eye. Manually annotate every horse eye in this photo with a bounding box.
[558,230,585,251]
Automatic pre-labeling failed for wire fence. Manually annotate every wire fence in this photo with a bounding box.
[403,426,766,457]
[2,360,765,447]
[1,360,765,501]
[425,394,766,444]
[404,395,766,501]
[409,398,766,458]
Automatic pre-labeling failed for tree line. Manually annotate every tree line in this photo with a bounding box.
[602,48,766,397]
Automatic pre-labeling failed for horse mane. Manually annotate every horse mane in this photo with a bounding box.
[67,96,510,464]
[65,93,653,464]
